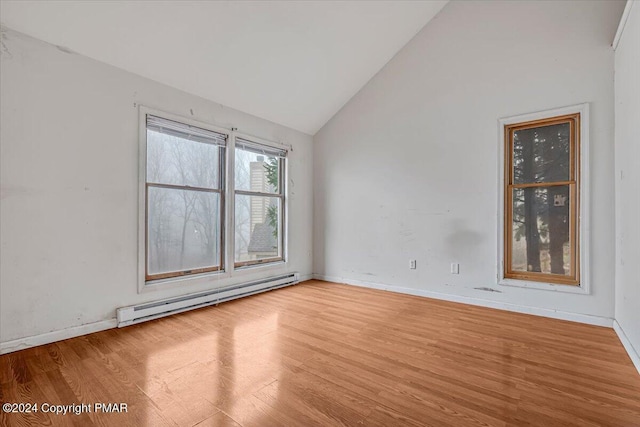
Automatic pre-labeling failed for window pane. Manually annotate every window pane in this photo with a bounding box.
[147,129,220,189]
[235,195,281,263]
[511,186,571,275]
[513,123,570,184]
[148,187,220,276]
[235,147,280,193]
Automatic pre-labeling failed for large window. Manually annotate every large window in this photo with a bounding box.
[141,110,289,286]
[503,112,580,286]
[145,115,227,281]
[234,138,286,267]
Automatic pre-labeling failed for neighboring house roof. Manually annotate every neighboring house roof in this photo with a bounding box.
[248,223,277,252]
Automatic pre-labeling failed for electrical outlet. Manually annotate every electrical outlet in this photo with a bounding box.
[409,259,417,269]
[451,263,460,274]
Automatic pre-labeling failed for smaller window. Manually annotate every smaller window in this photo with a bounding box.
[234,138,286,267]
[504,113,580,286]
[145,115,227,281]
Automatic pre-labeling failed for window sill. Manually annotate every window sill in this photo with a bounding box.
[141,270,230,294]
[234,259,285,270]
[499,278,589,295]
[139,260,288,294]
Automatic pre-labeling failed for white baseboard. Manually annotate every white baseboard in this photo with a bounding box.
[0,274,312,355]
[613,320,640,375]
[298,273,314,282]
[0,276,623,358]
[313,274,613,328]
[0,319,117,355]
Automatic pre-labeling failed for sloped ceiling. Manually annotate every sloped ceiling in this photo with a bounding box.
[0,0,447,134]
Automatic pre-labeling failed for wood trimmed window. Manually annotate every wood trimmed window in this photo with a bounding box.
[504,113,580,286]
[144,115,227,281]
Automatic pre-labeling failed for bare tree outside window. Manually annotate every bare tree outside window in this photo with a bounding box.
[145,116,226,281]
[143,115,286,280]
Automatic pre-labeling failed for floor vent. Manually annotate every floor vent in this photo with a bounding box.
[117,273,299,327]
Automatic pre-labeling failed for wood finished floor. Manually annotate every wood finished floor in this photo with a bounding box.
[1,280,639,427]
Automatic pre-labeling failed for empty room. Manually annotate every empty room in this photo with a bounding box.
[1,0,639,426]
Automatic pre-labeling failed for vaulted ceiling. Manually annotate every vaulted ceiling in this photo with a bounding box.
[0,1,447,134]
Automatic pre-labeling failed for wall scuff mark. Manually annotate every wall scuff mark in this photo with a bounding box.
[474,287,502,293]
[55,44,75,54]
[0,29,13,58]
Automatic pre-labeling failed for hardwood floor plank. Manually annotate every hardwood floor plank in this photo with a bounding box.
[216,394,306,427]
[252,378,365,426]
[37,370,96,427]
[195,411,242,427]
[363,404,431,427]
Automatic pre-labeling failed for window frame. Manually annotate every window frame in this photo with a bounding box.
[138,107,290,293]
[497,104,590,294]
[141,112,229,283]
[231,134,287,269]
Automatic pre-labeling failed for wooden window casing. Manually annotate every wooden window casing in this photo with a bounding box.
[504,113,580,286]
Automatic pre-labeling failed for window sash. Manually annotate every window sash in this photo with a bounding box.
[235,137,287,158]
[147,115,227,147]
[145,115,227,282]
[234,145,285,196]
[504,183,579,284]
[507,115,577,185]
[503,113,580,285]
[145,184,225,281]
[233,149,285,268]
[233,193,284,267]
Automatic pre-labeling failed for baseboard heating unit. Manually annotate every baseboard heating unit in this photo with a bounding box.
[117,273,299,327]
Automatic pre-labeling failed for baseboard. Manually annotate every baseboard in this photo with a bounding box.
[0,274,312,355]
[313,274,613,328]
[1,276,619,355]
[613,320,640,375]
[0,319,117,355]
[298,273,314,282]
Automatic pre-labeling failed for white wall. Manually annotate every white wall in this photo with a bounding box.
[314,0,624,321]
[0,28,313,344]
[614,2,640,358]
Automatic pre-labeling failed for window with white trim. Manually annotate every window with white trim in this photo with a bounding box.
[141,110,289,286]
[144,115,227,281]
[234,138,286,267]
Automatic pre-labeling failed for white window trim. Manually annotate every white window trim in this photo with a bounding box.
[231,131,289,271]
[137,106,290,294]
[497,103,590,295]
